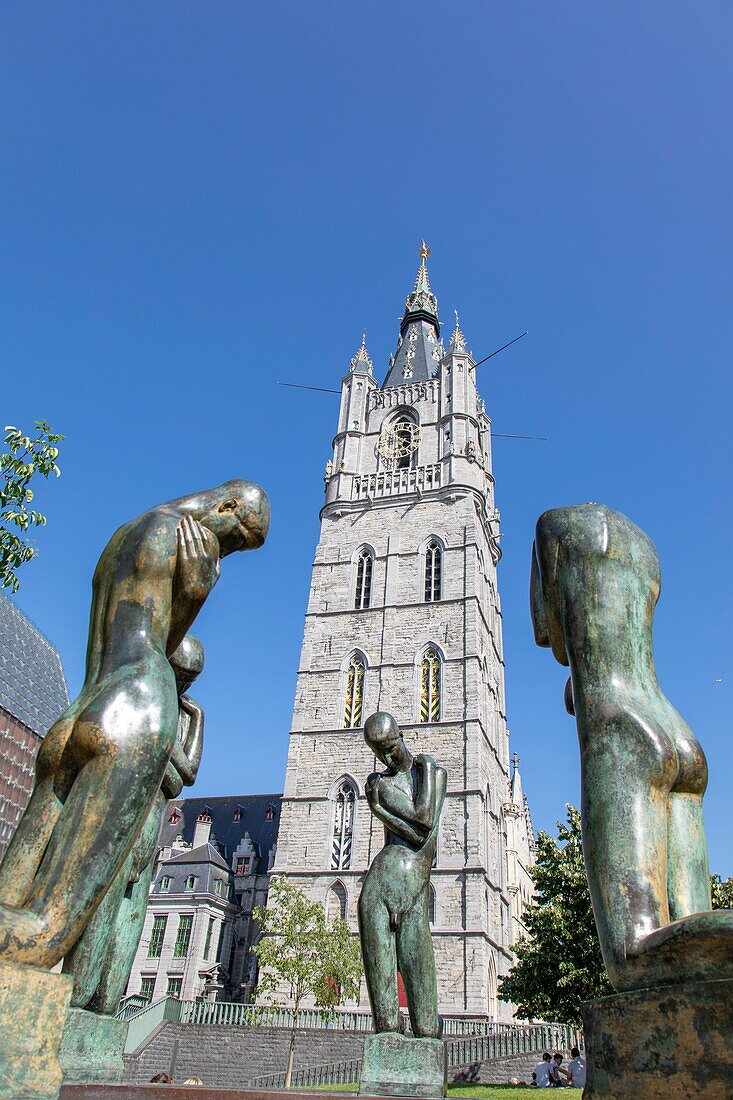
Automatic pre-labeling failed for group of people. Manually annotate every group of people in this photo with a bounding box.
[531,1048,586,1089]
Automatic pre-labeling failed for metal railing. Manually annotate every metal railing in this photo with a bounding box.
[123,996,183,1054]
[447,1022,576,1068]
[252,1058,362,1089]
[179,1001,373,1030]
[352,463,441,501]
[116,994,148,1020]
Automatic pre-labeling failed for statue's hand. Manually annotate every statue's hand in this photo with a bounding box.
[365,772,380,805]
[175,516,220,603]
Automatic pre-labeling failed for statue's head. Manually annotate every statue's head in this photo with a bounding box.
[364,711,411,772]
[170,633,205,695]
[182,480,270,557]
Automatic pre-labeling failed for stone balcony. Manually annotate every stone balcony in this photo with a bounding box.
[351,463,442,501]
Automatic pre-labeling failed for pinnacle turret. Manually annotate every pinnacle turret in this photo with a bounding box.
[448,309,468,354]
[349,332,373,375]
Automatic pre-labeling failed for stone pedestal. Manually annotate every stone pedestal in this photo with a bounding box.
[59,1007,128,1085]
[583,977,733,1099]
[0,959,73,1100]
[359,1032,446,1098]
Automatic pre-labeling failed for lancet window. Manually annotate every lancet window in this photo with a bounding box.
[354,549,373,610]
[420,648,441,723]
[331,782,356,870]
[343,653,365,728]
[424,539,442,602]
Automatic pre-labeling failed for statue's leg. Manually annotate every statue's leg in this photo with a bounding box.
[396,899,439,1039]
[358,895,398,1033]
[63,850,135,1008]
[0,717,77,903]
[667,791,711,918]
[0,779,65,904]
[0,748,164,968]
[88,795,165,1015]
[580,732,672,991]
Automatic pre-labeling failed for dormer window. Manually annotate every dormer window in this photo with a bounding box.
[234,806,242,822]
[265,804,276,822]
[185,875,196,891]
[235,856,251,875]
[160,876,171,892]
[169,808,180,826]
[213,879,224,896]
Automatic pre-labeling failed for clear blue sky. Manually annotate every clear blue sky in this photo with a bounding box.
[2,3,731,873]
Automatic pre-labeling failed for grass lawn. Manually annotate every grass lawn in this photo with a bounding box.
[448,1088,538,1098]
[305,1088,538,1098]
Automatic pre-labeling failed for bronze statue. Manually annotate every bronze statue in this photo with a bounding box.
[531,503,733,992]
[0,480,269,970]
[62,634,205,1013]
[358,712,446,1038]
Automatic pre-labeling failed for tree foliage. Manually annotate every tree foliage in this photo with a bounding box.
[499,806,733,1027]
[1,420,64,593]
[711,874,733,909]
[498,805,612,1027]
[251,877,363,1086]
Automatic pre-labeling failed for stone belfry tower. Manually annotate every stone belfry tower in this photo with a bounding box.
[273,244,533,1019]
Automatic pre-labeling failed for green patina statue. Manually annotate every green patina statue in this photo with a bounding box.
[0,480,269,971]
[531,503,733,993]
[358,712,446,1039]
[61,634,205,1014]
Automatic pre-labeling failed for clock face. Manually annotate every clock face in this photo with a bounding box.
[378,419,420,465]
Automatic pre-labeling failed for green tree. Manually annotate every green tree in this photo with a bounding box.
[1,420,64,593]
[711,874,733,909]
[498,805,612,1027]
[251,877,363,1088]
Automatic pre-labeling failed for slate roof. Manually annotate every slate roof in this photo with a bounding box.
[159,793,282,869]
[0,592,70,736]
[382,250,444,388]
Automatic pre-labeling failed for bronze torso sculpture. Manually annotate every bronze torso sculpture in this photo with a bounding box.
[358,712,446,1038]
[61,634,205,1013]
[531,503,733,992]
[0,480,269,970]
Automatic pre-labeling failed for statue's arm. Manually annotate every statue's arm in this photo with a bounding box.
[168,516,221,655]
[369,800,426,847]
[169,695,204,786]
[413,755,437,829]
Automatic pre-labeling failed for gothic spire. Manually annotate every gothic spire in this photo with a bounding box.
[383,241,443,387]
[403,239,439,323]
[349,331,373,375]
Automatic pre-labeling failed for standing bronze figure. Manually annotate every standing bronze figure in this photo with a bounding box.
[0,480,269,970]
[531,503,733,993]
[358,712,446,1039]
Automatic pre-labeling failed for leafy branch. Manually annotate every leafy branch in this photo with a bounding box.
[0,420,64,593]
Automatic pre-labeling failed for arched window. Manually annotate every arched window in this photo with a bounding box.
[420,648,441,723]
[424,539,442,602]
[331,782,356,869]
[428,884,436,926]
[326,881,348,923]
[354,549,373,610]
[344,654,365,728]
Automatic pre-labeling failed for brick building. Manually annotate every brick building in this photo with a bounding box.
[0,592,69,862]
[272,245,535,1019]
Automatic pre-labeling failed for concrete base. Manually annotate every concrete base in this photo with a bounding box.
[59,1007,128,1084]
[583,977,733,1099]
[0,958,73,1100]
[359,1033,446,1098]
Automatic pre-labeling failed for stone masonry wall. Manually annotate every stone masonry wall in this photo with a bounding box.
[125,1022,567,1089]
[124,1023,367,1087]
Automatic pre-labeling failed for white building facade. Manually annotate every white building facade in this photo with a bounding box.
[273,245,534,1020]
